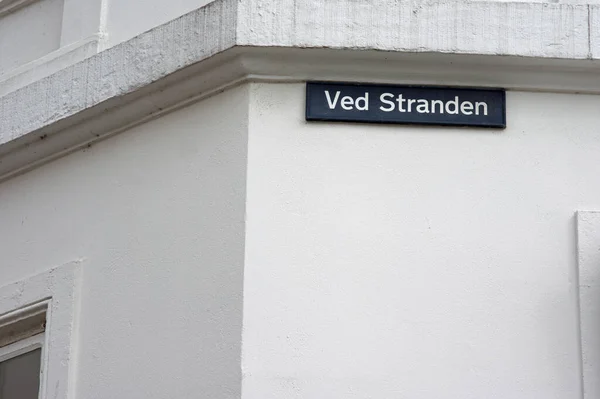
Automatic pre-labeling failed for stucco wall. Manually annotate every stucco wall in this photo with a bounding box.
[105,0,214,47]
[0,85,248,399]
[2,76,600,398]
[242,82,600,399]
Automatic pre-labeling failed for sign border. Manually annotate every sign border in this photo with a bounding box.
[305,81,506,129]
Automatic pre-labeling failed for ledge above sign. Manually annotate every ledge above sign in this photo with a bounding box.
[306,82,506,129]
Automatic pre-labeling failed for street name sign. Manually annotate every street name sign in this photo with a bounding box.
[306,82,506,128]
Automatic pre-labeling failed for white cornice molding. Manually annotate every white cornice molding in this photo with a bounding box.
[1,0,600,180]
[238,0,591,59]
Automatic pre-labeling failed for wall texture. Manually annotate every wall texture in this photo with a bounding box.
[1,0,600,396]
[105,0,213,47]
[0,85,249,399]
[242,82,600,399]
[0,65,599,399]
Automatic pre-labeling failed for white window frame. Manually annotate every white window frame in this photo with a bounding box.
[0,332,45,399]
[0,332,45,363]
[0,261,82,399]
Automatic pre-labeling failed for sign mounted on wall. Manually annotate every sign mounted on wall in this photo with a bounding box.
[306,82,506,128]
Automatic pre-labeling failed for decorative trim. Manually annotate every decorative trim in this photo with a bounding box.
[236,0,590,59]
[0,260,83,399]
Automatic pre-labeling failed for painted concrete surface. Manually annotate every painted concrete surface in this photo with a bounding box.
[242,83,600,399]
[0,262,81,399]
[1,0,597,160]
[0,0,237,148]
[0,85,249,399]
[0,71,599,399]
[237,0,589,59]
[0,1,599,397]
[105,0,213,47]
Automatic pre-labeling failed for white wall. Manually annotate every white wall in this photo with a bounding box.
[104,0,213,47]
[0,85,248,399]
[2,77,600,399]
[242,83,600,399]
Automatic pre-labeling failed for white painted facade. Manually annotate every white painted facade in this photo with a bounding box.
[244,84,595,398]
[0,86,248,399]
[0,0,213,95]
[1,0,600,398]
[1,0,599,96]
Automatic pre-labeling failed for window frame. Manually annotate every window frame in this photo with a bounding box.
[0,332,45,399]
[0,332,45,364]
[0,261,82,399]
